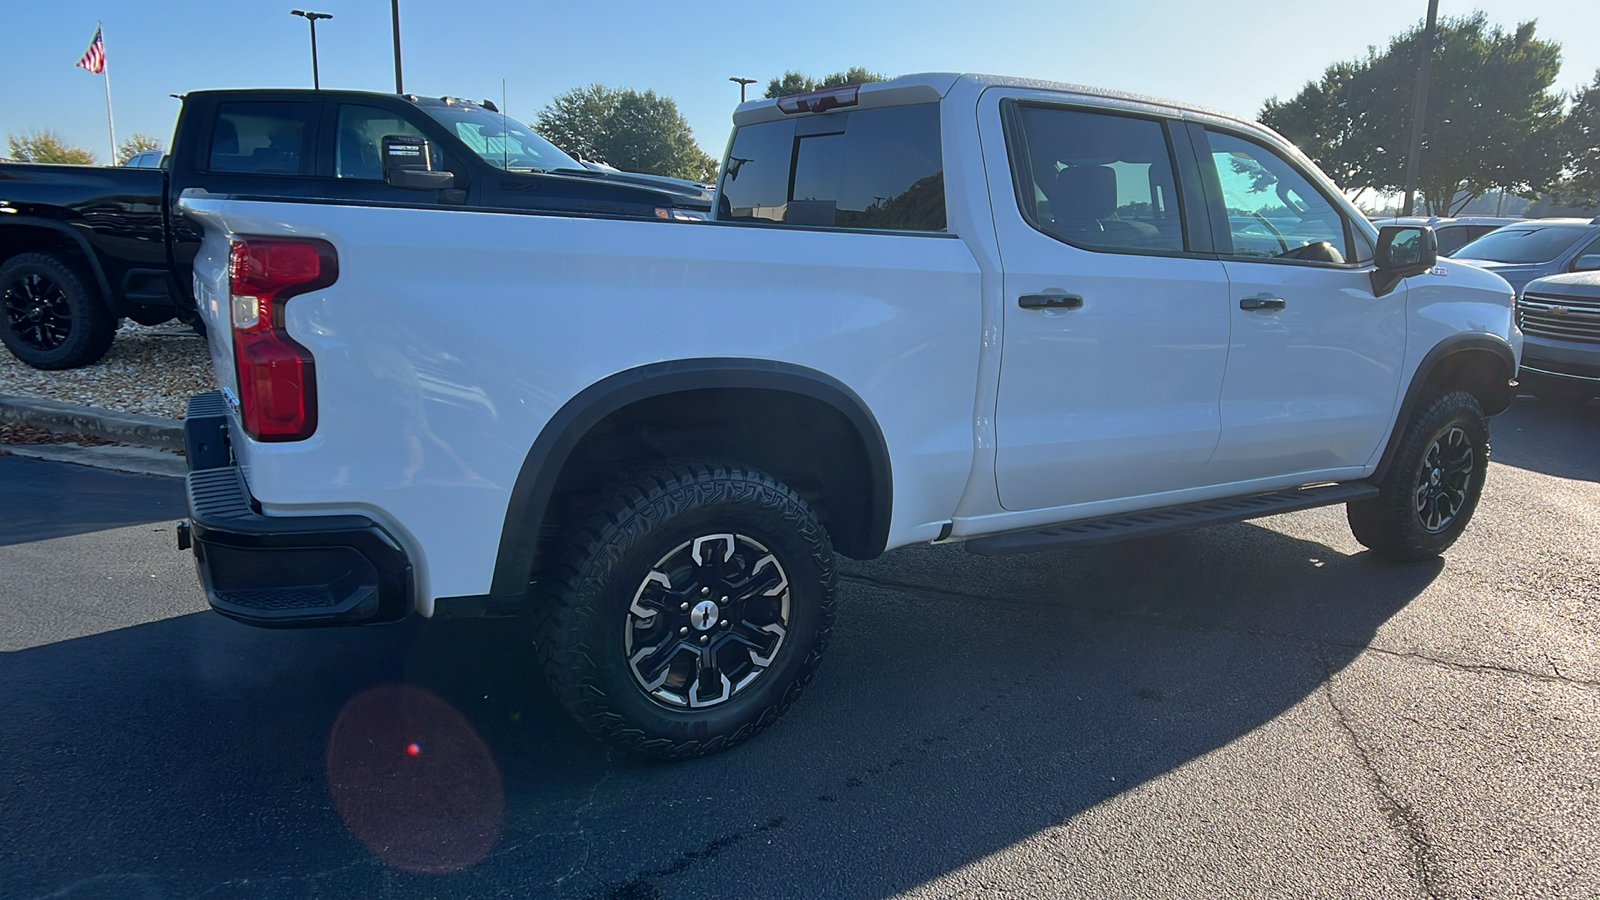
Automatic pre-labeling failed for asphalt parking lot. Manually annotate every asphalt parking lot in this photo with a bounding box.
[1,397,1596,899]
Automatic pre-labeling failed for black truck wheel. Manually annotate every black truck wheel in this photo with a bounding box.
[0,253,115,369]
[534,461,836,758]
[1347,390,1489,562]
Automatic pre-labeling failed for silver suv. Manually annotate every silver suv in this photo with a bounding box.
[1453,218,1600,295]
[1517,270,1600,405]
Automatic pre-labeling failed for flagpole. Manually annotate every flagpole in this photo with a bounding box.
[99,21,117,163]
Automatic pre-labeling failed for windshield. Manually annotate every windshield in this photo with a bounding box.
[421,106,581,172]
[1454,225,1591,264]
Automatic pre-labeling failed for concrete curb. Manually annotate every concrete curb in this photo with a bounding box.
[0,393,184,452]
[0,442,186,478]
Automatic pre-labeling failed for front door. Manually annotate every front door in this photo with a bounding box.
[1195,126,1406,484]
[989,99,1231,511]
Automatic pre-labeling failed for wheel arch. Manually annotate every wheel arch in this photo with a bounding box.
[0,219,115,311]
[488,358,893,598]
[1371,334,1516,483]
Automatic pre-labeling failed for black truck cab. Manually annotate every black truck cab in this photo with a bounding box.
[0,89,707,369]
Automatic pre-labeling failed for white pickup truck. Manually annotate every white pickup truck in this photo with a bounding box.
[177,73,1520,757]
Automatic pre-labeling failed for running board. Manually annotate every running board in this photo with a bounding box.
[964,483,1379,556]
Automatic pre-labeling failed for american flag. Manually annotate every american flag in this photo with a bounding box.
[76,28,105,75]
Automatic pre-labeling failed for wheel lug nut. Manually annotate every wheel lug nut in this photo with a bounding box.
[701,587,711,596]
[699,635,709,644]
[679,626,688,635]
[680,602,690,611]
[719,619,729,628]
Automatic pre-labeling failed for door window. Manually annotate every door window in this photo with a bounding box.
[1203,130,1349,263]
[1008,106,1186,254]
[336,105,436,179]
[208,102,312,175]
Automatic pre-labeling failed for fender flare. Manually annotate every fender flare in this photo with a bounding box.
[1371,334,1517,483]
[487,358,893,597]
[0,217,117,312]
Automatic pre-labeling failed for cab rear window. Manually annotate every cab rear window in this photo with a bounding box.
[208,102,311,175]
[716,103,945,232]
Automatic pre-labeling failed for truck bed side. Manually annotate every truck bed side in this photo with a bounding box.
[0,163,173,317]
[182,196,984,610]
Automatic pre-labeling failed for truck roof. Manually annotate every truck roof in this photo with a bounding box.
[731,72,1257,130]
[183,88,503,112]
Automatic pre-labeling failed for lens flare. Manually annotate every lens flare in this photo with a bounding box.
[327,684,503,873]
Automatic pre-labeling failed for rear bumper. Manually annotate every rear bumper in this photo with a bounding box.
[181,391,412,627]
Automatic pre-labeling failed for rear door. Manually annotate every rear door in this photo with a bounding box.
[987,96,1232,510]
[1195,124,1405,483]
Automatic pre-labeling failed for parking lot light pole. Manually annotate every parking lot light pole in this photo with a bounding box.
[290,10,333,90]
[1401,0,1440,217]
[729,77,757,103]
[391,0,404,94]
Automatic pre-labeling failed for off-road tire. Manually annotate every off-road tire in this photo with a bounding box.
[1347,390,1489,562]
[0,252,115,369]
[533,461,836,758]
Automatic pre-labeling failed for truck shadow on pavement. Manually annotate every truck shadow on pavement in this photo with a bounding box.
[1490,396,1600,483]
[1,515,1441,899]
[0,454,185,547]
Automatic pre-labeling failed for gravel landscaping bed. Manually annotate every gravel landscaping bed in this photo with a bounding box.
[0,323,213,419]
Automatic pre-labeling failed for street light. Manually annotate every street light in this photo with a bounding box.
[390,0,404,94]
[1401,0,1440,216]
[289,9,333,90]
[729,77,757,103]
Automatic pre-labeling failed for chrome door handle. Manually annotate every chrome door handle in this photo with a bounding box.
[1018,292,1083,310]
[1239,294,1286,311]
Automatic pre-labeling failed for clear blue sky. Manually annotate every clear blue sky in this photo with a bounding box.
[2,0,1596,164]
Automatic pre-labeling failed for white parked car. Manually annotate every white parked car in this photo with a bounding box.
[176,73,1520,757]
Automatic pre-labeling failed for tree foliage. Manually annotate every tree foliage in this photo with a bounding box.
[1555,70,1600,206]
[1261,14,1565,216]
[763,67,888,99]
[5,128,97,165]
[536,85,717,182]
[115,133,163,165]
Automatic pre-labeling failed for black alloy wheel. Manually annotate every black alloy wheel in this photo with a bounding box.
[1413,426,1473,533]
[1348,390,1489,562]
[624,532,792,710]
[3,271,72,351]
[534,461,836,758]
[0,252,115,369]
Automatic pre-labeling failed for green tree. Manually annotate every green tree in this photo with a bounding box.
[1261,15,1565,216]
[1554,70,1600,206]
[5,128,97,164]
[536,85,717,182]
[763,67,888,99]
[115,133,163,165]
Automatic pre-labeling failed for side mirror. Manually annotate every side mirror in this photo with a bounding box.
[1371,225,1438,296]
[1573,254,1600,273]
[382,134,455,191]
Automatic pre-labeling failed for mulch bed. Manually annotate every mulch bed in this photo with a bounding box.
[0,422,117,447]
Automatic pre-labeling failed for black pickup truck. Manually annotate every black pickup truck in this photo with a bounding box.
[0,89,712,369]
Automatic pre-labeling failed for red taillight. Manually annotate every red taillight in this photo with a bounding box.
[228,237,337,442]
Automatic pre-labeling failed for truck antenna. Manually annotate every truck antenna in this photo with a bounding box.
[502,79,508,171]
